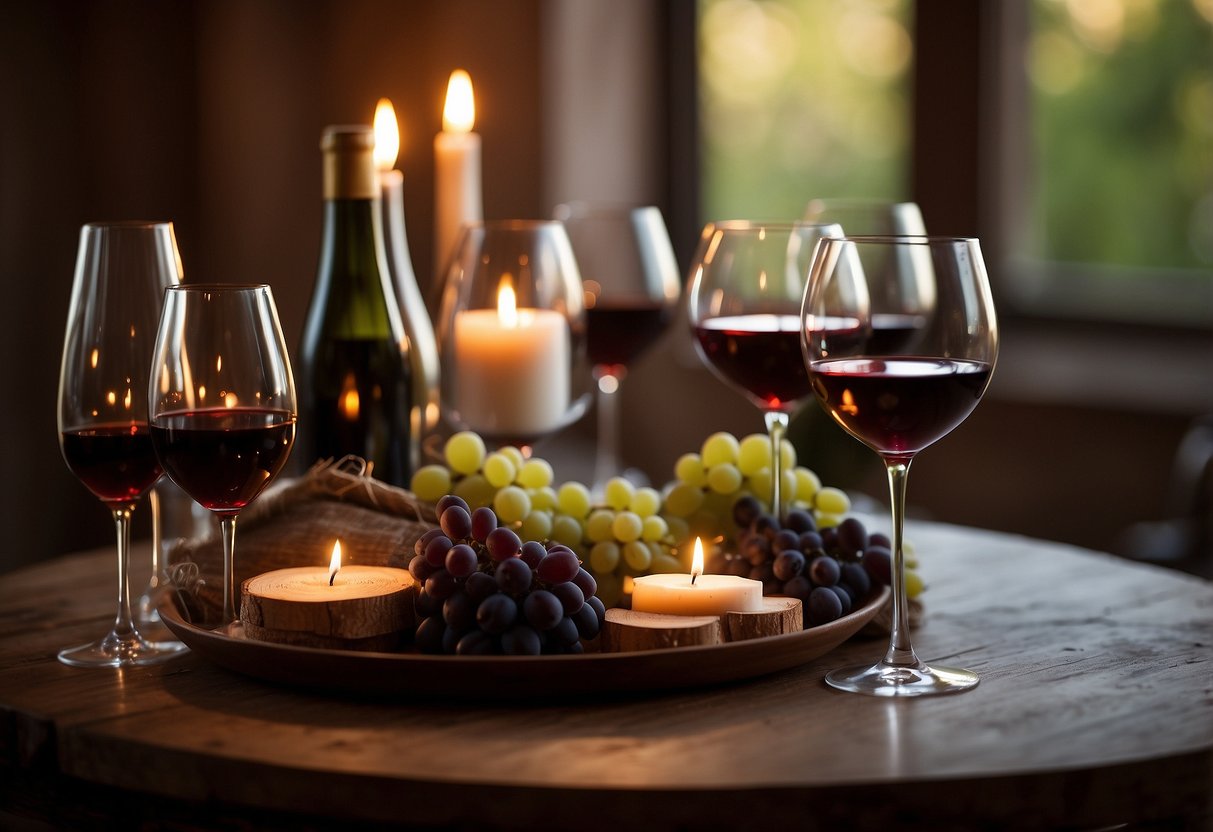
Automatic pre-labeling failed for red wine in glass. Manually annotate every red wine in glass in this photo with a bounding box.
[693,314,810,412]
[60,424,162,507]
[151,408,296,515]
[869,313,927,355]
[810,358,992,457]
[586,301,672,370]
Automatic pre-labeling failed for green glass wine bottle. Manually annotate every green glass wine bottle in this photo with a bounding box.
[298,125,412,485]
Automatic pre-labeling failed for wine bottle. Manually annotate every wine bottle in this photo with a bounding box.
[298,125,412,485]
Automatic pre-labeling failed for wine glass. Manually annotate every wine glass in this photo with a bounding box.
[802,235,998,696]
[149,284,297,628]
[687,221,842,517]
[554,204,680,491]
[436,220,588,448]
[56,221,189,667]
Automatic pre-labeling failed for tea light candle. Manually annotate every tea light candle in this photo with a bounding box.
[631,538,762,616]
[452,280,570,437]
[434,69,483,282]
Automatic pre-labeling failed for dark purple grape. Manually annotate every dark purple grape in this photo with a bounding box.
[519,540,547,569]
[414,527,445,557]
[501,624,541,655]
[819,526,838,552]
[572,602,600,639]
[828,584,853,615]
[414,587,441,617]
[445,543,478,578]
[836,517,868,556]
[784,509,816,534]
[863,546,892,586]
[414,615,446,653]
[841,562,871,598]
[572,567,597,599]
[754,514,780,539]
[869,532,892,550]
[495,557,533,594]
[465,571,498,603]
[586,595,606,625]
[783,575,812,600]
[798,531,823,553]
[456,629,497,655]
[425,569,458,601]
[436,494,470,515]
[808,555,840,587]
[409,553,437,584]
[749,562,775,583]
[773,549,805,581]
[476,593,518,635]
[762,579,783,596]
[537,549,579,584]
[443,591,477,631]
[742,535,770,566]
[726,557,752,577]
[470,506,498,543]
[440,505,472,540]
[486,527,522,561]
[551,581,585,615]
[424,534,454,567]
[442,626,462,654]
[549,615,580,646]
[523,590,563,630]
[808,586,843,626]
[732,495,762,528]
[771,529,800,554]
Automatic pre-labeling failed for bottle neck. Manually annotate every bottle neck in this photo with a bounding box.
[308,197,400,341]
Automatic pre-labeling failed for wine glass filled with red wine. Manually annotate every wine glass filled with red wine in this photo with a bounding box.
[56,221,189,667]
[687,221,841,518]
[149,284,297,628]
[555,204,680,491]
[802,235,998,696]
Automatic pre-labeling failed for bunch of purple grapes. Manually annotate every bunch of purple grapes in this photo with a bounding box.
[721,496,892,628]
[408,495,606,655]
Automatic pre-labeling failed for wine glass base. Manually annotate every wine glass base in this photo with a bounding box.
[825,660,979,697]
[58,629,189,668]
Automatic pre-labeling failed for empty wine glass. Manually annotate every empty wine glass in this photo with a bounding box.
[687,221,841,518]
[149,285,297,628]
[56,221,188,667]
[436,220,588,448]
[802,235,998,696]
[555,204,680,491]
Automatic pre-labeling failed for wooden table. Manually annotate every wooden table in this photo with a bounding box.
[1,522,1210,831]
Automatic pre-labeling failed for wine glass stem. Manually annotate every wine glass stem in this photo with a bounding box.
[220,515,238,625]
[881,458,919,667]
[592,367,625,490]
[111,506,136,638]
[764,410,789,517]
[148,486,163,588]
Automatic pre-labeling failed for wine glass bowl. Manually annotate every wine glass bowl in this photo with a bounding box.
[436,220,588,447]
[56,220,189,667]
[802,235,998,696]
[149,284,297,627]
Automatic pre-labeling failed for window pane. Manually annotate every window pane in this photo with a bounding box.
[699,0,912,220]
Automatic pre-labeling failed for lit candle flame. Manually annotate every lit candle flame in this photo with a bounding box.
[373,97,400,171]
[691,537,704,586]
[443,69,476,133]
[340,372,360,421]
[497,278,518,328]
[329,540,342,586]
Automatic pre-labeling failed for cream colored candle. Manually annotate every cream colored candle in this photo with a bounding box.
[631,538,762,616]
[434,69,483,281]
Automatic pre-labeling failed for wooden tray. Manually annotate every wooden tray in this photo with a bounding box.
[159,586,890,700]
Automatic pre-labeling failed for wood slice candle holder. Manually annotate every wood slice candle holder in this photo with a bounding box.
[240,567,416,652]
[601,596,803,653]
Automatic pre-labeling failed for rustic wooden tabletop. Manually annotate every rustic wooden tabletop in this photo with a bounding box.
[1,521,1210,831]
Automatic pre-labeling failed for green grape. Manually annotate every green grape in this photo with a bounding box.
[556,482,592,518]
[688,508,722,539]
[550,514,584,546]
[674,453,708,487]
[585,509,617,543]
[589,541,621,573]
[815,512,842,529]
[529,486,558,511]
[663,514,691,544]
[780,438,796,470]
[622,540,652,571]
[452,473,496,509]
[641,515,668,542]
[483,452,517,489]
[629,487,661,518]
[701,431,740,467]
[795,467,822,502]
[444,431,487,475]
[498,445,525,469]
[663,482,705,518]
[904,540,919,568]
[612,511,643,543]
[604,477,635,511]
[707,462,742,495]
[646,541,669,564]
[650,553,683,574]
[595,571,623,608]
[493,485,532,524]
[815,486,851,515]
[520,509,553,542]
[748,469,773,504]
[905,569,925,599]
[516,458,554,489]
[737,433,771,476]
[782,468,798,503]
[409,464,451,502]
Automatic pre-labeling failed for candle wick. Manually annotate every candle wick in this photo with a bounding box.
[691,572,698,587]
[329,570,337,587]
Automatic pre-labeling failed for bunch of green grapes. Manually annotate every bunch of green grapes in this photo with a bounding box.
[661,431,852,541]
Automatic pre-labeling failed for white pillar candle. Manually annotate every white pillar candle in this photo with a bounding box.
[434,69,483,283]
[452,283,570,437]
[631,537,763,616]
